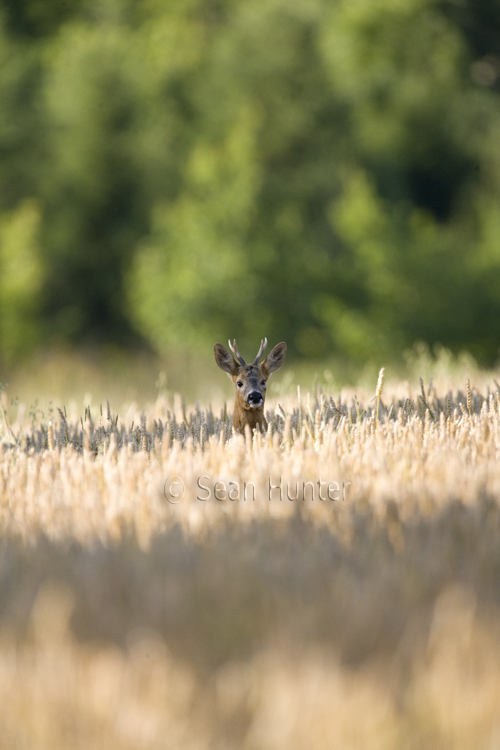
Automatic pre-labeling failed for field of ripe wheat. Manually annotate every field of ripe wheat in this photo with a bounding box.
[0,371,500,749]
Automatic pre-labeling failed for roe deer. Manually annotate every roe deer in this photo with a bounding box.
[214,338,287,433]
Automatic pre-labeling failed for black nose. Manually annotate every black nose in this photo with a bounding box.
[248,391,263,404]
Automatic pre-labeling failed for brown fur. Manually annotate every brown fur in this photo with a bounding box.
[214,340,287,433]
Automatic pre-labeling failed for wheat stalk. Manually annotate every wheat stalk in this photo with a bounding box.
[376,367,385,425]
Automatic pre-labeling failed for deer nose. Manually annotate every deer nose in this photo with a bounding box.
[247,391,263,404]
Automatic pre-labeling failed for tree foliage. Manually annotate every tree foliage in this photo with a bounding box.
[1,0,500,363]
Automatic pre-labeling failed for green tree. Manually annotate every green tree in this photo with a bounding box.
[2,0,500,364]
[0,200,43,360]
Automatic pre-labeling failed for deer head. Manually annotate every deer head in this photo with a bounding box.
[214,338,287,433]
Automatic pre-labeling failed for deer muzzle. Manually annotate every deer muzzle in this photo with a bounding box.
[247,391,264,408]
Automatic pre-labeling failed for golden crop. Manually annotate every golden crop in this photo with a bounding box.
[0,374,499,749]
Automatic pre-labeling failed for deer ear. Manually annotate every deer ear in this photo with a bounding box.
[262,342,287,377]
[214,343,239,375]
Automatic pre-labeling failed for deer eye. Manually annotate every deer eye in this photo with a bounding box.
[237,381,243,388]
[261,380,266,386]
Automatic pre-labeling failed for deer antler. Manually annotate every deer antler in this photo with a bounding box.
[228,339,246,366]
[253,337,268,364]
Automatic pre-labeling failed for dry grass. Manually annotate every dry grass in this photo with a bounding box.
[0,371,500,748]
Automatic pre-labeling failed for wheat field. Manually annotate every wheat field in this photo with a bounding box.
[0,371,500,749]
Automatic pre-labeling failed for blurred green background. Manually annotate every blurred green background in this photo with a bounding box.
[1,0,500,386]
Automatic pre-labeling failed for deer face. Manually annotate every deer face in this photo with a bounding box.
[214,339,287,431]
[232,363,268,410]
